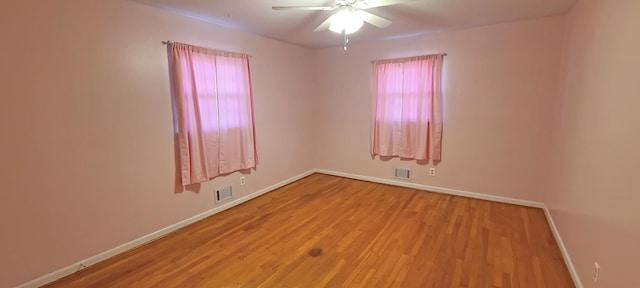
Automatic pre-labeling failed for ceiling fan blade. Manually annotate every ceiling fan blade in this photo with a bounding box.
[313,17,333,32]
[355,0,414,9]
[272,6,335,11]
[357,11,392,28]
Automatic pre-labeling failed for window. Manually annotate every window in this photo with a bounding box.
[187,58,250,131]
[168,42,258,185]
[371,55,443,161]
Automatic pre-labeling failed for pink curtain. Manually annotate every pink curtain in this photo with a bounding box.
[371,54,443,161]
[168,42,258,185]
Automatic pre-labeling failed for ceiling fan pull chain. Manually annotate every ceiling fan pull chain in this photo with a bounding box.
[343,30,348,51]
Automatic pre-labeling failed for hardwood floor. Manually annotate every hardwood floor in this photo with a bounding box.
[44,174,574,287]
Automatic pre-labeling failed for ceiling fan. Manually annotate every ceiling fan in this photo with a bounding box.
[273,0,414,49]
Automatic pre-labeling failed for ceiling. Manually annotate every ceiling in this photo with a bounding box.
[134,0,577,49]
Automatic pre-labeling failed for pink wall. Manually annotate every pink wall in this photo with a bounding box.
[0,1,316,287]
[312,16,565,202]
[548,0,640,287]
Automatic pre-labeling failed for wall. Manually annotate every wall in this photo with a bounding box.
[0,1,316,287]
[313,16,565,202]
[548,0,640,287]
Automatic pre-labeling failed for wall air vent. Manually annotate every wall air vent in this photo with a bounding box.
[216,186,233,202]
[394,168,411,180]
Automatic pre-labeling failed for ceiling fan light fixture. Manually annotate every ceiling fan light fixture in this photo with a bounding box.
[328,9,364,34]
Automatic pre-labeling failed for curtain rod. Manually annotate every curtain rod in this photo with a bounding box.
[162,40,252,58]
[370,53,447,63]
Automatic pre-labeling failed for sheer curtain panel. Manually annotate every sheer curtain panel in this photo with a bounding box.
[371,54,443,161]
[168,42,257,185]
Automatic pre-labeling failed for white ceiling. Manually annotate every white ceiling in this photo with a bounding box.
[134,0,577,49]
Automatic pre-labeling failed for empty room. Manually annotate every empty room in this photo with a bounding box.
[1,0,638,287]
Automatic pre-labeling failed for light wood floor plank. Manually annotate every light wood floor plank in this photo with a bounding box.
[44,173,574,287]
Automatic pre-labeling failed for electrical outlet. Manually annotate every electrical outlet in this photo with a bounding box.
[429,168,436,176]
[593,262,600,282]
[240,176,246,186]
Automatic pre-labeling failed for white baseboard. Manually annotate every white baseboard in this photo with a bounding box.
[17,170,316,288]
[19,168,581,288]
[314,169,545,208]
[542,205,583,288]
[314,169,582,288]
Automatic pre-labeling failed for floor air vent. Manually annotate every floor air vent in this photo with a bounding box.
[216,186,233,202]
[394,168,411,180]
